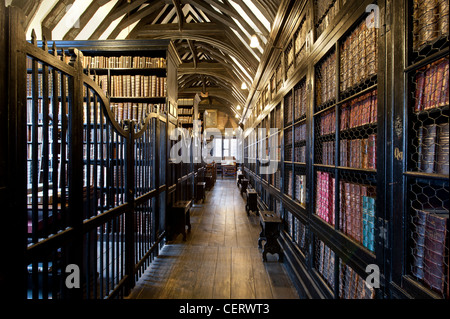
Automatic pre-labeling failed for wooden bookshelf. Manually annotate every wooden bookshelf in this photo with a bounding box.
[242,0,388,299]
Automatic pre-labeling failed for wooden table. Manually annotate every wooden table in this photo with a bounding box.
[258,211,283,262]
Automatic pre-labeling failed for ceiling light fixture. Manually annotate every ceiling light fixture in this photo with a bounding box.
[236,105,241,110]
[241,82,247,90]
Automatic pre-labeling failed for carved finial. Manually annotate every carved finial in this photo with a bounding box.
[62,49,66,63]
[31,29,37,46]
[42,35,48,52]
[52,41,57,57]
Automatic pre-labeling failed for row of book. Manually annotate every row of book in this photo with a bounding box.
[339,261,376,299]
[340,17,378,92]
[285,211,307,251]
[295,174,306,206]
[340,90,378,130]
[294,80,308,120]
[294,123,307,142]
[412,0,449,51]
[318,109,336,135]
[82,56,166,69]
[285,128,293,145]
[315,239,336,289]
[339,181,376,252]
[294,145,306,163]
[109,102,162,124]
[315,0,339,37]
[315,239,376,299]
[178,108,193,115]
[316,170,335,225]
[178,116,193,124]
[109,75,167,98]
[286,170,293,197]
[320,140,335,166]
[416,122,449,175]
[294,17,308,66]
[316,52,337,107]
[285,44,295,78]
[285,92,293,124]
[413,57,449,112]
[26,72,70,98]
[340,135,377,170]
[411,208,449,296]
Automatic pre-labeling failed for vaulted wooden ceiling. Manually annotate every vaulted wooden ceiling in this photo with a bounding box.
[10,0,283,121]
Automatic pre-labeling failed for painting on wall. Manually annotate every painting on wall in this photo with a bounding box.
[204,109,217,128]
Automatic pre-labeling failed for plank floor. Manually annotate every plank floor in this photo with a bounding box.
[128,178,299,299]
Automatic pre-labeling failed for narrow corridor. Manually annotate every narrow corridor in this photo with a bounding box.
[128,178,299,299]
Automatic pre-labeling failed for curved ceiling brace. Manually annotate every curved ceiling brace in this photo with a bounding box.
[134,23,257,77]
[41,0,75,40]
[107,0,166,40]
[178,73,246,106]
[172,0,184,31]
[62,0,110,40]
[88,0,149,40]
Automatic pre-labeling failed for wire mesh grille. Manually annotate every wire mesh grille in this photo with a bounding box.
[294,165,307,208]
[408,57,449,174]
[285,165,293,198]
[294,78,308,122]
[295,16,308,67]
[294,122,307,163]
[339,15,378,100]
[408,179,449,298]
[315,0,339,39]
[339,260,376,299]
[315,169,335,226]
[411,0,449,65]
[339,89,378,170]
[285,90,293,126]
[339,171,377,253]
[315,109,336,166]
[314,236,336,290]
[285,41,295,79]
[315,49,336,112]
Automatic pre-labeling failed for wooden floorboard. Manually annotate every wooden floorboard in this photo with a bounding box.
[129,178,299,299]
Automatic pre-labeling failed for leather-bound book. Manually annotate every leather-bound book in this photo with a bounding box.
[414,68,426,112]
[423,211,449,294]
[412,209,428,279]
[438,0,449,38]
[436,122,449,175]
[418,0,438,48]
[420,124,438,173]
[439,59,449,107]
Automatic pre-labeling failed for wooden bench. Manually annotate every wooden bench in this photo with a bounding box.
[237,173,244,187]
[240,178,248,195]
[168,200,192,241]
[196,182,206,202]
[258,211,283,262]
[205,175,213,190]
[245,188,258,215]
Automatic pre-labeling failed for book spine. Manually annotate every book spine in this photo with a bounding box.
[420,124,438,173]
[423,212,449,294]
[436,122,449,175]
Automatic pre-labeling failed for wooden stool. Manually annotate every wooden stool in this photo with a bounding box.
[258,211,283,262]
[168,200,192,241]
[196,182,206,202]
[245,188,258,215]
[240,178,248,195]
